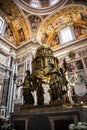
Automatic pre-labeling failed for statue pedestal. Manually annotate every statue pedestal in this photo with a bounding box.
[11,106,87,130]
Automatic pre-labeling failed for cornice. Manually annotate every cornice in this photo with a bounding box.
[53,37,87,57]
[0,35,87,59]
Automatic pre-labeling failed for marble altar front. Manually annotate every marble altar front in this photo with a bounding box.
[11,106,87,130]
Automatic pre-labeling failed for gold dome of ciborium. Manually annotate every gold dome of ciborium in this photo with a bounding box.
[32,43,59,81]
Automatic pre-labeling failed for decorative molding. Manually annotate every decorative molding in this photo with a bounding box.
[53,37,87,58]
[14,0,68,15]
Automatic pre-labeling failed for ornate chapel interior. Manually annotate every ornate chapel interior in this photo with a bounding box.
[0,0,87,130]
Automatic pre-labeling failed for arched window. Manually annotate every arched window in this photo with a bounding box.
[59,26,75,44]
[30,0,41,8]
[50,0,60,6]
[0,16,4,34]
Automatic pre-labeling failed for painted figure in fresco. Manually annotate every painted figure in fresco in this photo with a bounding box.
[28,15,41,32]
[50,34,60,48]
[18,28,25,42]
[80,12,87,21]
[67,62,76,73]
[5,25,13,37]
[4,25,14,43]
[41,32,48,43]
[74,25,87,39]
[22,70,34,105]
[74,26,82,38]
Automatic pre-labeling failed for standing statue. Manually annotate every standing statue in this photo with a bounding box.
[22,70,34,105]
[48,63,61,101]
[58,67,69,103]
[36,78,44,105]
[14,73,23,99]
[60,59,70,103]
[55,59,70,103]
[16,85,23,99]
[47,59,70,104]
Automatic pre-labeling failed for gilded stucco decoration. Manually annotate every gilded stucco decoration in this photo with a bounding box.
[37,5,87,49]
[28,15,42,32]
[0,0,31,46]
[28,15,42,41]
[0,2,12,16]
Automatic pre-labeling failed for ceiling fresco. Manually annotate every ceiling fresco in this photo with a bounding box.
[0,0,31,46]
[0,0,87,50]
[37,5,87,49]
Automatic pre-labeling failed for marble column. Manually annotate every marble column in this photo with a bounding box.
[1,70,9,106]
[1,69,9,119]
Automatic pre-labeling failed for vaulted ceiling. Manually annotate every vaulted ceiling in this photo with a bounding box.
[0,0,87,50]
